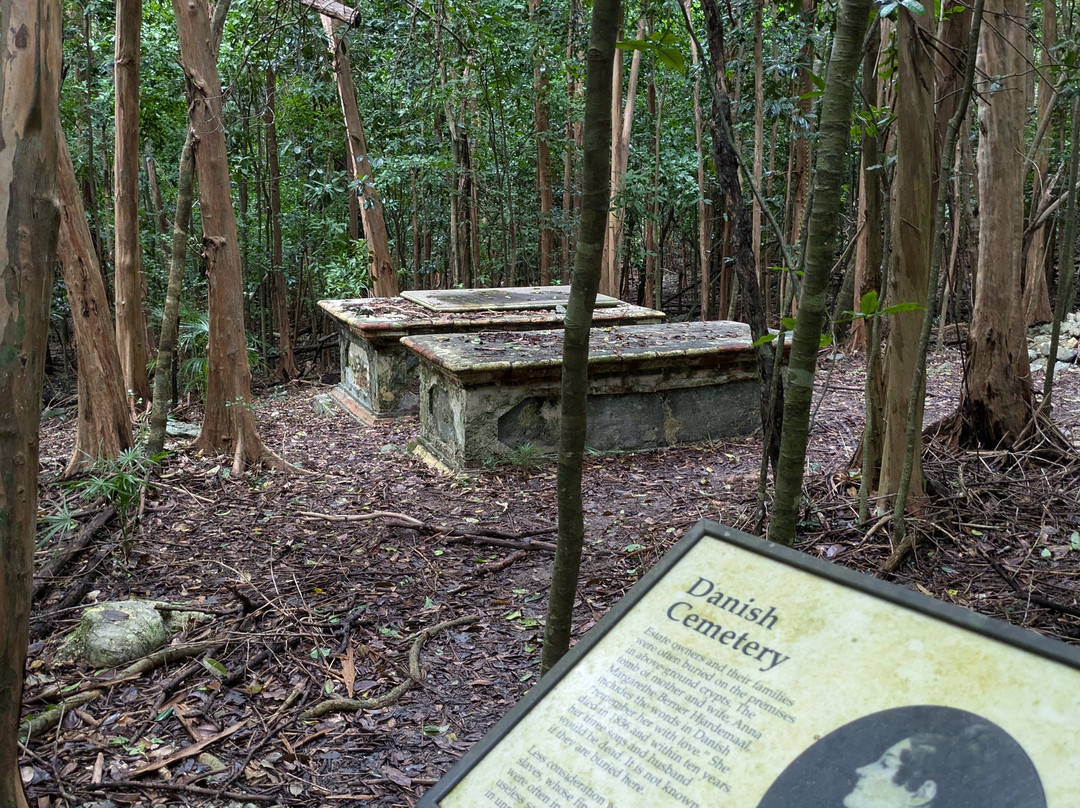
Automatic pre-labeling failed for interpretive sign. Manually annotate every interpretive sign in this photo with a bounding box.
[418,520,1080,808]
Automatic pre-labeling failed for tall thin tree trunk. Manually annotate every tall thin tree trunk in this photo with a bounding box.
[264,67,299,379]
[174,0,279,471]
[849,21,882,354]
[0,3,61,804]
[542,0,621,675]
[82,10,104,271]
[701,0,784,472]
[321,16,398,297]
[1023,0,1056,324]
[767,0,870,545]
[1040,95,1080,413]
[951,0,1032,447]
[877,6,935,502]
[788,0,816,250]
[114,0,153,409]
[562,0,583,284]
[58,129,132,475]
[532,0,555,285]
[752,0,765,303]
[678,0,710,321]
[146,132,195,458]
[144,148,171,266]
[600,18,644,298]
[147,0,229,459]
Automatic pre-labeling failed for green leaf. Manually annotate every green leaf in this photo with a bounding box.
[780,317,797,330]
[615,37,686,73]
[899,0,927,13]
[860,290,879,316]
[881,302,924,314]
[819,333,834,348]
[201,657,228,678]
[753,333,778,346]
[1070,531,1080,550]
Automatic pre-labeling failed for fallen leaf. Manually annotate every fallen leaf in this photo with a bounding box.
[343,644,356,698]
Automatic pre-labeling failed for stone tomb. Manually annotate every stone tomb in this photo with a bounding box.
[319,288,663,419]
[402,321,761,470]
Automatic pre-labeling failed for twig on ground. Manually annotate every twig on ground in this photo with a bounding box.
[22,641,216,738]
[299,614,480,720]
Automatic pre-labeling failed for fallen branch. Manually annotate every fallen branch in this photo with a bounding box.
[129,721,244,777]
[983,552,1080,619]
[84,780,279,803]
[447,550,527,595]
[33,505,116,602]
[444,533,557,552]
[299,510,558,550]
[300,614,479,720]
[299,510,424,528]
[22,641,216,738]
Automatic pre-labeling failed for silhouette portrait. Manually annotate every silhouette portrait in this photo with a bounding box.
[755,705,1046,808]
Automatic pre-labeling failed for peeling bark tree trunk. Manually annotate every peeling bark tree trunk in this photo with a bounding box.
[321,16,398,297]
[265,67,299,379]
[0,3,61,805]
[878,6,934,503]
[114,0,153,409]
[58,128,132,475]
[173,0,279,470]
[147,0,228,459]
[953,0,1032,446]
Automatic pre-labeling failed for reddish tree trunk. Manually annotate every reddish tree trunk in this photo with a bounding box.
[113,0,153,409]
[0,4,61,805]
[174,0,279,470]
[58,129,132,475]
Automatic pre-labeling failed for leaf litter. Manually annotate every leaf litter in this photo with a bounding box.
[24,348,1080,806]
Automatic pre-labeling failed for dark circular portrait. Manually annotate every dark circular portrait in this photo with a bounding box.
[755,705,1046,808]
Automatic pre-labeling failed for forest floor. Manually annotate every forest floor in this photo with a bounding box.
[22,346,1080,808]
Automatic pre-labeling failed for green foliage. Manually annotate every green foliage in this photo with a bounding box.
[38,494,79,547]
[849,290,925,320]
[876,0,927,17]
[59,446,165,552]
[616,30,688,73]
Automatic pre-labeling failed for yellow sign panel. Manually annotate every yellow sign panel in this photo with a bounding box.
[420,521,1075,808]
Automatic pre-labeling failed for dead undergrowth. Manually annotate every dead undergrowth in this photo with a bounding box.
[22,348,1080,807]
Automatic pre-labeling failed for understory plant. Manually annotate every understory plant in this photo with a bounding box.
[58,445,164,555]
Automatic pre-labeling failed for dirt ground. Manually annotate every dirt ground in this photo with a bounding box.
[22,347,1080,807]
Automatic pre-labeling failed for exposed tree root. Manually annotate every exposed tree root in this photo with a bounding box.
[299,614,479,721]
